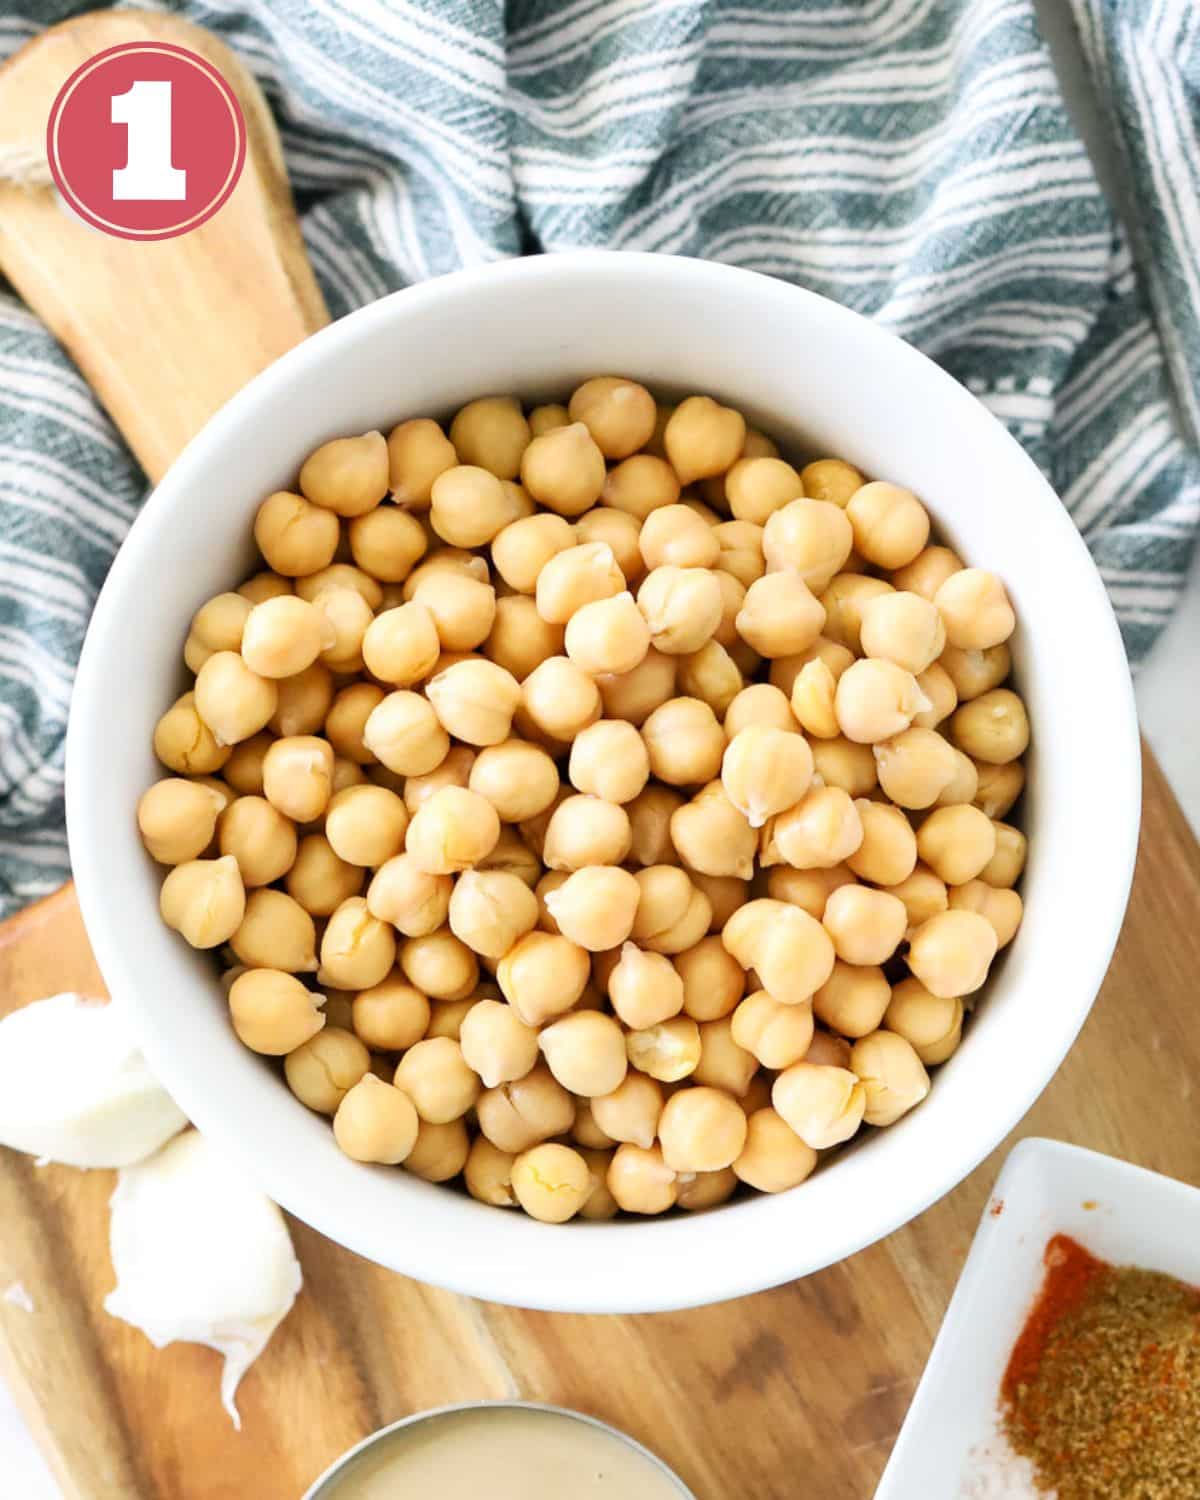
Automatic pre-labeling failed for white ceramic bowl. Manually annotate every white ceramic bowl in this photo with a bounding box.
[67,251,1140,1313]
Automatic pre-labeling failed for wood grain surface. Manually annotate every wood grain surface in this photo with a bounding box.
[0,746,1194,1500]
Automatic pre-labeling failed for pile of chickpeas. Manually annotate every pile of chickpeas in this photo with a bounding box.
[137,379,1029,1225]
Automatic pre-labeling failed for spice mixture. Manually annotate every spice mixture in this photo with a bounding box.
[1001,1234,1200,1498]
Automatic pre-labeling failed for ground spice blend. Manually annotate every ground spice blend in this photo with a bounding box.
[1001,1234,1200,1498]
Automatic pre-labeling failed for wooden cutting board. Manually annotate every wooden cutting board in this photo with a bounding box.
[2,12,1197,1500]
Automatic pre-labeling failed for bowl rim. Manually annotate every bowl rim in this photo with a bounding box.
[67,250,1142,1312]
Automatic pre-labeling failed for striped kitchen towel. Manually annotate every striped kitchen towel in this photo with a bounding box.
[0,0,1197,913]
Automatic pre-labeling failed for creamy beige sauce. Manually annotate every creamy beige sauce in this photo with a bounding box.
[325,1406,687,1499]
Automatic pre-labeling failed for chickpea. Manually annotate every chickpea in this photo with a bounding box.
[333,1074,419,1164]
[892,545,963,600]
[392,1037,479,1124]
[562,721,646,807]
[521,656,601,741]
[871,726,958,810]
[476,1064,574,1152]
[138,778,226,865]
[465,1137,518,1208]
[153,692,233,776]
[625,785,684,867]
[735,572,825,659]
[950,688,1029,766]
[228,883,316,972]
[915,803,997,887]
[384,418,457,506]
[933,748,979,809]
[346,505,427,584]
[287,834,365,915]
[531,543,620,626]
[820,574,894,654]
[310,587,370,672]
[529,404,570,437]
[767,864,855,920]
[982,822,1026,888]
[940,643,1012,702]
[762,498,854,593]
[365,852,452,935]
[772,1062,865,1149]
[788,660,837,739]
[410,570,496,653]
[519,423,606,517]
[403,1117,470,1181]
[642,696,724,785]
[974,761,1025,821]
[722,899,836,1006]
[626,1016,701,1082]
[425,997,477,1041]
[846,799,918,886]
[322,784,408,869]
[670,781,758,880]
[834,659,928,745]
[850,1030,931,1126]
[448,869,540,959]
[399,929,478,1002]
[712,520,766,589]
[723,455,801,526]
[762,785,863,871]
[296,563,383,611]
[228,968,324,1055]
[542,867,640,954]
[602,453,681,522]
[352,975,430,1052]
[423,659,521,749]
[193,651,278,749]
[254,490,340,577]
[692,1015,758,1095]
[461,746,554,830]
[676,935,747,1022]
[239,571,293,605]
[637,566,723,655]
[568,376,656,459]
[299,431,388,517]
[690,874,748,931]
[538,1011,628,1098]
[564,592,651,678]
[844,481,930,569]
[720,725,813,830]
[457,998,538,1089]
[799,458,864,507]
[605,942,682,1030]
[598,647,676,725]
[184,592,253,673]
[631,865,698,946]
[402,548,488,598]
[722,683,791,739]
[733,1109,818,1194]
[542,795,631,871]
[812,960,891,1038]
[482,598,561,684]
[907,909,997,998]
[658,1086,747,1173]
[573,1099,615,1151]
[476,826,543,888]
[822,884,907,967]
[883,864,948,937]
[675,640,742,717]
[912,663,958,730]
[326,683,385,764]
[935,568,1015,650]
[948,880,1023,950]
[261,736,334,823]
[856,591,945,677]
[575,507,645,585]
[318,897,396,990]
[663,396,746,486]
[588,1074,662,1152]
[637,505,719,571]
[607,1142,678,1214]
[285,1027,370,1114]
[362,691,449,777]
[267,662,333,740]
[333,759,368,794]
[731,991,815,1070]
[358,603,437,688]
[160,854,246,948]
[508,1142,592,1223]
[492,517,573,602]
[238,595,330,680]
[496,931,590,1027]
[448,397,530,481]
[881,977,963,1066]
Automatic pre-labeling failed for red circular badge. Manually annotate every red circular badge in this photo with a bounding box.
[46,41,246,241]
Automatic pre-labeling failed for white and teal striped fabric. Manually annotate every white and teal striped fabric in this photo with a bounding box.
[1,0,1197,913]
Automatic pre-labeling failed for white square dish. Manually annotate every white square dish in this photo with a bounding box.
[876,1137,1200,1497]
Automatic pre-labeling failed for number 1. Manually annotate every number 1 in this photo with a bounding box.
[111,80,187,201]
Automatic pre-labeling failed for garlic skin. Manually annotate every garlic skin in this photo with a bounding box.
[105,1130,302,1429]
[0,993,186,1168]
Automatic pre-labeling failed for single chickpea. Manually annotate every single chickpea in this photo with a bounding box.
[459,999,539,1089]
[731,991,815,1069]
[692,1016,758,1096]
[724,682,795,737]
[239,571,293,605]
[399,929,478,1002]
[935,568,1015,650]
[676,640,743,717]
[850,1030,931,1126]
[347,504,427,583]
[721,725,813,829]
[296,563,384,611]
[447,869,539,959]
[846,798,918,885]
[641,696,725,785]
[735,572,825,659]
[352,975,430,1052]
[543,867,641,953]
[907,909,998,998]
[883,977,965,1065]
[567,720,649,806]
[364,853,449,936]
[575,507,645,585]
[254,491,340,577]
[638,505,720,571]
[670,781,758,880]
[626,1016,701,1083]
[625,785,685,866]
[607,1142,679,1214]
[360,603,438,687]
[844,481,930,569]
[982,822,1026,888]
[393,1037,480,1124]
[529,404,570,437]
[239,595,331,681]
[659,1086,748,1173]
[493,512,577,597]
[567,376,656,458]
[313,587,373,671]
[872,726,959,809]
[462,742,555,827]
[425,997,477,1041]
[799,458,865,507]
[565,592,651,678]
[676,936,747,1022]
[287,834,364,915]
[724,456,802,526]
[761,785,863,871]
[664,396,746,485]
[602,454,681,521]
[403,1117,470,1181]
[858,591,946,677]
[386,418,457,507]
[410,570,497,653]
[138,778,226,865]
[270,663,335,740]
[712,520,766,589]
[733,1109,818,1194]
[762,498,854,593]
[218,796,298,889]
[766,864,855,920]
[722,899,837,1006]
[319,897,397,990]
[915,804,997,886]
[510,1143,592,1223]
[193,652,278,749]
[533,543,621,626]
[912,662,958,730]
[789,660,838,739]
[424,659,521,749]
[333,1074,419,1163]
[882,863,948,937]
[772,1061,865,1149]
[812,961,891,1038]
[324,784,409,868]
[597,647,677,725]
[974,761,1025,821]
[299,431,388,517]
[822,884,908,966]
[950,688,1029,766]
[519,423,606,517]
[465,1137,518,1208]
[637,566,723,655]
[476,1064,575,1152]
[542,795,631,871]
[521,656,602,741]
[948,881,1023,951]
[285,1027,370,1114]
[591,1073,664,1150]
[484,596,563,682]
[940,643,1012,702]
[228,968,324,1055]
[184,592,253,673]
[361,691,449,777]
[325,683,384,764]
[539,1011,629,1098]
[631,866,697,947]
[448,397,530,481]
[607,943,684,1030]
[475,826,543,888]
[834,659,928,744]
[160,854,246,948]
[891,545,963,600]
[496,931,590,1026]
[261,736,334,823]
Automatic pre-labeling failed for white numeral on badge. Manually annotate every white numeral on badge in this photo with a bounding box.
[111,81,187,201]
